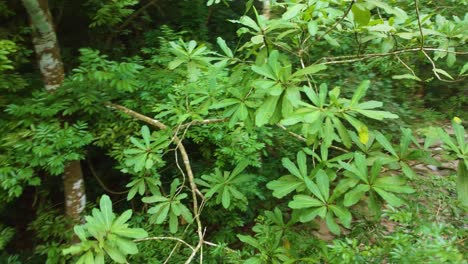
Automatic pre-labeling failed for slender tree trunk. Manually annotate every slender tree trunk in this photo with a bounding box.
[262,0,270,19]
[21,0,86,224]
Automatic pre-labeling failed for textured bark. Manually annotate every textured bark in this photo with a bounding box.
[21,0,64,91]
[22,0,86,224]
[262,0,270,19]
[63,160,86,222]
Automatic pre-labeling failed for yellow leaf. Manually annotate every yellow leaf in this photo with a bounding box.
[359,126,369,144]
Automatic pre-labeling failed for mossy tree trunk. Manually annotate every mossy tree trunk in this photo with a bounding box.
[21,0,86,224]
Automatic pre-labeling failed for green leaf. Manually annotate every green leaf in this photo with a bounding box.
[255,96,280,126]
[329,205,352,228]
[299,207,323,222]
[112,210,132,229]
[115,237,138,255]
[352,5,371,26]
[82,251,94,264]
[304,177,325,202]
[231,160,249,177]
[356,109,399,120]
[392,74,421,81]
[351,80,370,106]
[297,151,307,178]
[221,189,231,208]
[452,121,465,149]
[99,195,115,230]
[104,244,127,263]
[325,211,341,235]
[308,21,318,36]
[375,132,398,157]
[63,244,83,255]
[460,62,468,75]
[316,170,329,201]
[178,204,194,223]
[239,16,260,31]
[343,184,370,207]
[331,117,352,148]
[155,203,170,224]
[374,187,405,207]
[169,212,178,233]
[282,157,303,178]
[238,235,260,248]
[251,35,264,44]
[433,68,454,80]
[95,253,105,264]
[266,176,304,198]
[282,4,305,20]
[292,64,327,77]
[289,194,323,209]
[457,161,468,207]
[112,228,148,239]
[74,225,87,241]
[400,162,416,179]
[216,37,233,57]
[141,126,151,147]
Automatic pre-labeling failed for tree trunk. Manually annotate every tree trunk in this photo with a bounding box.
[263,0,270,19]
[21,0,86,224]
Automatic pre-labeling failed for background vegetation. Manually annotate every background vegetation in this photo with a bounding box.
[0,0,466,263]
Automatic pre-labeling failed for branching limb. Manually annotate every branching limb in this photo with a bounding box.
[107,103,205,261]
[179,118,227,129]
[316,0,355,41]
[86,159,127,195]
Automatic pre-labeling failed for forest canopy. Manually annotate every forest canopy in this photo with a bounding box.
[0,0,467,263]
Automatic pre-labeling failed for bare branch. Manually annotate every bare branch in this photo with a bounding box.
[317,0,355,41]
[108,103,205,260]
[179,118,227,129]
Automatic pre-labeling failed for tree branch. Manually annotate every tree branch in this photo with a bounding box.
[316,0,355,41]
[107,103,205,261]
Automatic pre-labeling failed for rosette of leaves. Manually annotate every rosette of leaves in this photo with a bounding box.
[125,174,161,201]
[123,125,170,172]
[281,80,398,147]
[375,127,424,179]
[288,169,352,235]
[250,50,327,127]
[338,152,414,216]
[168,39,214,81]
[196,161,250,209]
[142,179,193,233]
[434,118,467,207]
[63,195,148,264]
[266,150,349,199]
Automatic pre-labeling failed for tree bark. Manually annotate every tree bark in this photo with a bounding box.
[21,0,86,224]
[262,0,270,19]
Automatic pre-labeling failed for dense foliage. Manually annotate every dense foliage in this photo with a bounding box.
[0,0,467,263]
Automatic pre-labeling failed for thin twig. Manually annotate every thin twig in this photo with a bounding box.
[316,0,355,41]
[108,103,205,261]
[414,0,424,50]
[105,0,158,48]
[86,159,127,195]
[395,54,418,78]
[134,236,195,252]
[413,0,455,82]
[317,47,468,64]
[179,118,227,129]
[203,240,237,253]
[276,124,349,153]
